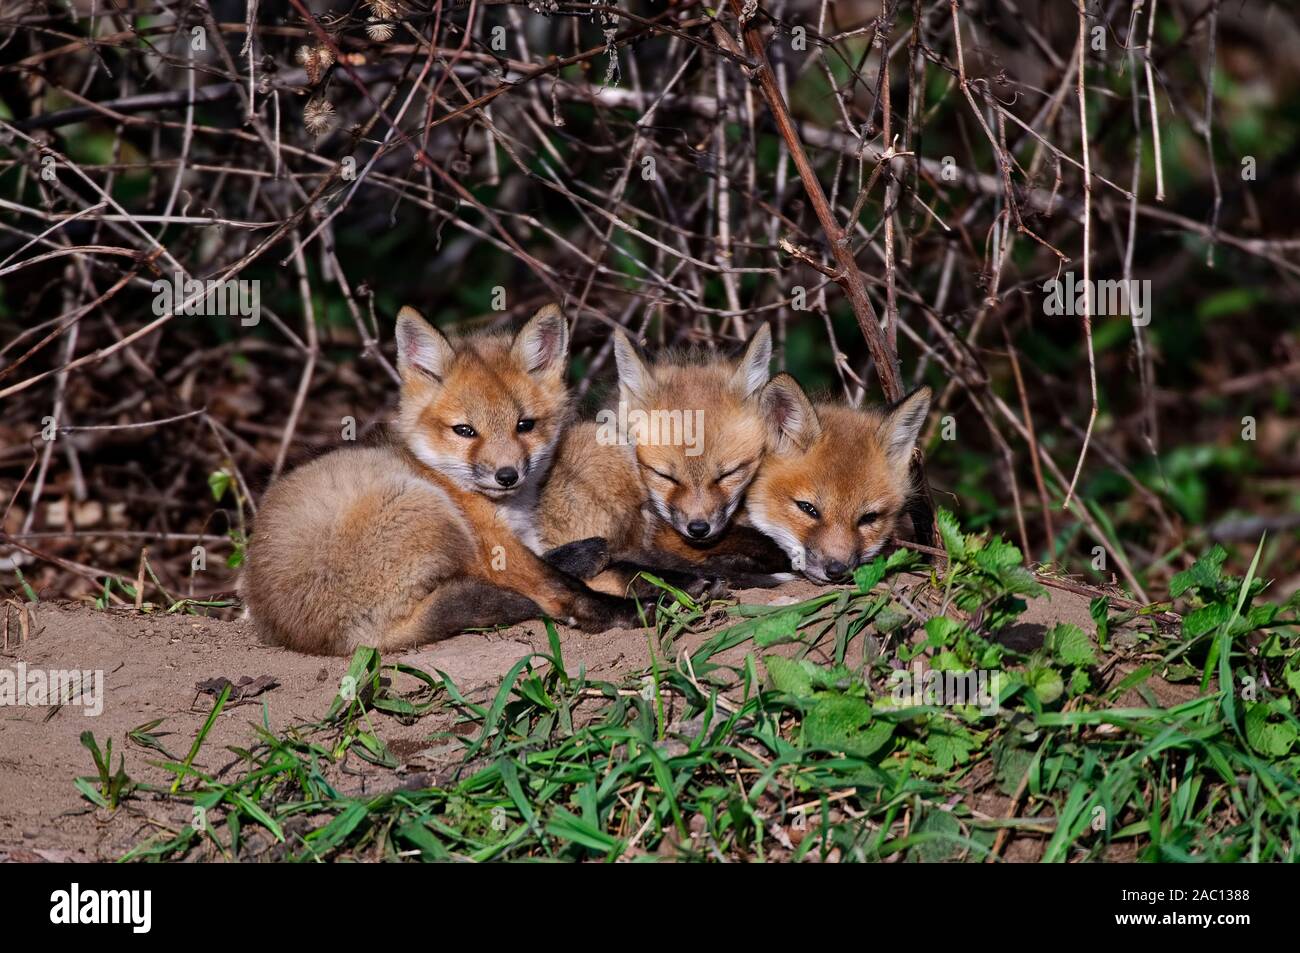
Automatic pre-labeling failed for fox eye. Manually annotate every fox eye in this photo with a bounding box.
[715,460,752,484]
[647,466,679,486]
[516,418,536,433]
[795,500,820,519]
[452,424,477,439]
[859,512,879,526]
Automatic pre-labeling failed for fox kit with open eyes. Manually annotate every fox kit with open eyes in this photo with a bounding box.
[242,304,649,655]
[744,374,932,584]
[538,325,776,572]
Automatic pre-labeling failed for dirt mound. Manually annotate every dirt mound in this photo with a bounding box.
[0,582,810,859]
[0,578,1147,861]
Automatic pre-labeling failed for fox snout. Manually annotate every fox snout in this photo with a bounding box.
[474,443,534,493]
[800,526,867,583]
[660,487,738,543]
[803,551,856,583]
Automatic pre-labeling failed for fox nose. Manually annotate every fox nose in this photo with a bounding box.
[494,467,519,488]
[686,520,711,539]
[823,559,850,581]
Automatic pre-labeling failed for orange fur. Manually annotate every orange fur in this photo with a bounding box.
[242,304,643,655]
[745,375,931,584]
[538,325,772,556]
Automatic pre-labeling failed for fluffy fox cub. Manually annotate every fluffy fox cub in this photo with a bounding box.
[745,375,932,584]
[539,324,773,565]
[242,304,648,655]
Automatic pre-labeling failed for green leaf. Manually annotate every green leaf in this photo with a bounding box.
[765,656,814,698]
[803,695,893,758]
[1026,666,1064,705]
[208,469,233,502]
[926,726,975,772]
[906,810,963,862]
[1285,663,1300,698]
[1046,623,1096,668]
[853,555,888,592]
[1090,596,1109,649]
[1068,667,1091,696]
[546,808,621,853]
[885,547,921,573]
[936,509,967,560]
[1169,545,1227,598]
[974,537,1022,571]
[873,602,911,635]
[924,616,964,649]
[754,610,800,647]
[1182,601,1231,638]
[1244,702,1298,757]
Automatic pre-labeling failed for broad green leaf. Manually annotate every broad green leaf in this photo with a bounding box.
[1026,665,1064,705]
[1169,546,1227,598]
[754,610,800,646]
[765,656,814,698]
[803,695,893,758]
[1046,623,1096,668]
[1244,702,1298,757]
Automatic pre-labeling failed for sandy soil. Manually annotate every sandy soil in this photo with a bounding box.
[0,577,1176,861]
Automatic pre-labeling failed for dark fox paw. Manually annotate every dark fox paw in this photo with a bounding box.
[542,537,612,580]
[574,592,653,632]
[614,564,728,605]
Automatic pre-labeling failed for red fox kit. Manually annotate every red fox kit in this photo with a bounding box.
[539,324,773,562]
[242,304,650,655]
[745,374,932,583]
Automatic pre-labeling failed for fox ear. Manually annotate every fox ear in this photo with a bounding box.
[396,306,454,381]
[613,329,651,402]
[760,373,819,454]
[513,303,569,378]
[730,323,772,398]
[883,386,931,468]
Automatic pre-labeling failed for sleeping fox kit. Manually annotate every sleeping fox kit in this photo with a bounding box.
[242,304,650,655]
[244,307,933,655]
[539,324,774,564]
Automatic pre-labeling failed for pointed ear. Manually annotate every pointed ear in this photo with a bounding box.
[513,303,569,378]
[613,329,652,402]
[730,323,772,398]
[759,373,820,454]
[882,386,931,468]
[396,306,454,381]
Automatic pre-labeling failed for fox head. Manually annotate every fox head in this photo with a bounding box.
[612,324,772,543]
[395,303,571,499]
[746,375,931,583]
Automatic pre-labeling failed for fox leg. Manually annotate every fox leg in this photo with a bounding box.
[543,536,728,601]
[382,579,546,651]
[474,534,656,632]
[541,536,612,580]
[579,525,794,592]
[650,524,793,575]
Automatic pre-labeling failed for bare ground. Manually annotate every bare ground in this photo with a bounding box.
[0,578,1188,861]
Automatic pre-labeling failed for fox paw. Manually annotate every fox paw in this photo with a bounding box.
[542,537,612,579]
[624,568,727,605]
[574,594,652,632]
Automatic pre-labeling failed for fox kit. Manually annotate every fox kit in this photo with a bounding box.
[242,304,650,655]
[744,374,932,584]
[538,325,780,580]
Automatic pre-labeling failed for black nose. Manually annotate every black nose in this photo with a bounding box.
[495,467,519,487]
[824,559,850,580]
[686,520,711,539]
